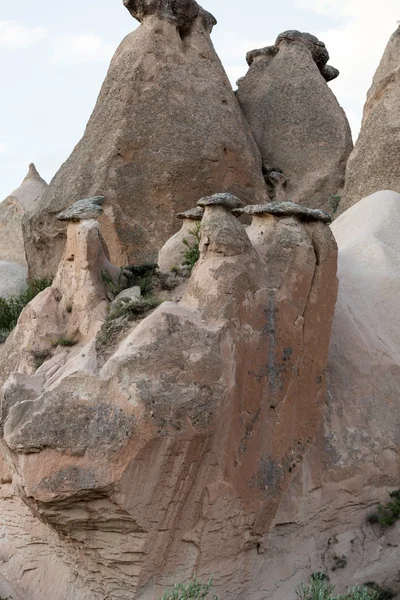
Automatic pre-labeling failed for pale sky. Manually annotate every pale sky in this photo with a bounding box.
[0,0,399,200]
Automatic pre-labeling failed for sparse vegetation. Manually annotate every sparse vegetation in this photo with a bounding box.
[0,277,52,342]
[367,490,400,527]
[51,336,77,348]
[365,583,396,600]
[296,573,378,600]
[182,222,201,272]
[160,575,218,600]
[97,296,161,346]
[328,194,342,216]
[102,263,159,298]
[31,348,52,369]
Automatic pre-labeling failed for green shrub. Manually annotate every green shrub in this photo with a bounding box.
[367,490,400,527]
[296,573,378,600]
[0,277,52,342]
[365,583,396,600]
[328,195,342,216]
[102,263,159,298]
[182,223,201,272]
[160,575,218,600]
[97,297,161,346]
[31,348,52,369]
[51,337,77,348]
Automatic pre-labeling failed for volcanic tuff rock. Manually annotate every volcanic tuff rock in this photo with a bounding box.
[158,207,203,273]
[0,261,28,300]
[341,25,400,213]
[0,164,48,266]
[236,30,353,211]
[24,0,267,280]
[0,194,338,599]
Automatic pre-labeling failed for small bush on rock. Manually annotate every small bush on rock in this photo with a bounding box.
[367,490,400,527]
[0,277,52,342]
[296,573,378,600]
[160,575,218,600]
[182,223,201,273]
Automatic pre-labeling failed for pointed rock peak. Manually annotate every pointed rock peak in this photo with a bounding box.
[123,0,216,35]
[22,163,46,184]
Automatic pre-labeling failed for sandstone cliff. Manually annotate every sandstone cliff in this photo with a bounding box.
[236,31,353,211]
[341,26,400,212]
[23,0,267,280]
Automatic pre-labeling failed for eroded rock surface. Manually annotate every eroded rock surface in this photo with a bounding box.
[0,164,48,267]
[0,261,28,300]
[341,25,400,213]
[237,31,353,211]
[0,196,337,599]
[24,1,266,280]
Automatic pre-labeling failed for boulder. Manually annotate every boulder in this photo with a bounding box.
[0,261,28,300]
[236,30,353,211]
[340,26,400,213]
[0,164,48,266]
[24,0,267,280]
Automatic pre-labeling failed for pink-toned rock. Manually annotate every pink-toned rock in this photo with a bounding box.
[1,194,338,599]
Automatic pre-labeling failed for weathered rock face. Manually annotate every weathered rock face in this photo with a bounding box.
[341,26,400,213]
[0,164,48,266]
[23,1,267,280]
[0,261,28,300]
[236,31,353,211]
[0,196,337,599]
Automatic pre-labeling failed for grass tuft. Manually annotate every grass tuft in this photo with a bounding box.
[160,574,218,600]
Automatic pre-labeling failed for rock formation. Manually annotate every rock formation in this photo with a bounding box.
[158,206,203,273]
[0,164,48,267]
[0,194,338,599]
[340,25,400,213]
[23,0,267,280]
[0,261,28,300]
[236,30,353,211]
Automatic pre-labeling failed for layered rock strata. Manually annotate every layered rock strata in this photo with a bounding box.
[0,195,337,599]
[341,25,400,212]
[24,0,267,279]
[236,30,353,211]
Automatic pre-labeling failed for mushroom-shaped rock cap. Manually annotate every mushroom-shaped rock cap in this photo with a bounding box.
[57,196,105,222]
[246,45,279,66]
[176,207,204,220]
[123,0,216,34]
[275,30,339,82]
[243,202,332,223]
[198,193,244,210]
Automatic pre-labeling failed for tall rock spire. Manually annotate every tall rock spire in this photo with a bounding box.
[24,0,267,279]
[340,25,400,214]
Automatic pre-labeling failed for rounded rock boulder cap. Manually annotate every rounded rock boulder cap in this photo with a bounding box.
[197,193,244,210]
[176,207,204,220]
[56,196,105,222]
[243,202,332,223]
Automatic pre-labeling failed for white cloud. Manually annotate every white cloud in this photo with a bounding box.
[0,143,8,153]
[0,21,48,50]
[295,0,400,138]
[50,33,115,64]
